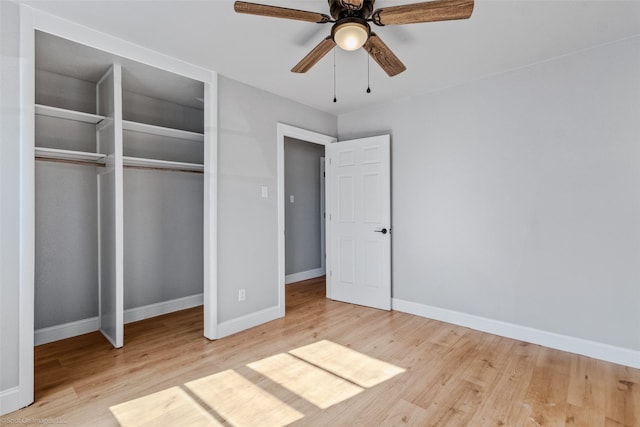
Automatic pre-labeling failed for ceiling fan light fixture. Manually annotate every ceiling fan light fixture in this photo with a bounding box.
[235,0,474,76]
[333,21,369,51]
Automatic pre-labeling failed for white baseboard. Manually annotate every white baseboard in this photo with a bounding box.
[34,317,99,346]
[34,294,204,346]
[124,293,203,324]
[217,305,282,339]
[285,268,325,285]
[392,298,640,369]
[0,387,26,417]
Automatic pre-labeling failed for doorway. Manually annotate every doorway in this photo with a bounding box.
[276,124,336,316]
[284,137,325,285]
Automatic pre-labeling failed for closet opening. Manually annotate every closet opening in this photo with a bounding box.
[33,30,206,351]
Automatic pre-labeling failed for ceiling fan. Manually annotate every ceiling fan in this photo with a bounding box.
[234,0,474,77]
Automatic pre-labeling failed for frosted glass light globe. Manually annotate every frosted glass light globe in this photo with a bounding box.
[334,22,368,51]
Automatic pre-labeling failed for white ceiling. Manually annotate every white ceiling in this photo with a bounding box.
[23,0,640,116]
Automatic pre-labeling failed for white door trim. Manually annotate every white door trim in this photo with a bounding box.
[277,124,337,316]
[320,157,326,272]
[10,4,36,415]
[203,76,219,340]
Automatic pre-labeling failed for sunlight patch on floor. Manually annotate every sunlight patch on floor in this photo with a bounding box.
[110,386,222,427]
[289,339,406,388]
[247,353,364,409]
[109,340,405,426]
[185,369,304,427]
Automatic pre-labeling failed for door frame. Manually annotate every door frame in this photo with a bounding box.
[320,157,326,273]
[276,124,337,316]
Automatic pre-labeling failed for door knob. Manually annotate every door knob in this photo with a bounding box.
[374,228,388,234]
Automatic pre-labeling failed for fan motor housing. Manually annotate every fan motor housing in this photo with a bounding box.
[329,0,375,20]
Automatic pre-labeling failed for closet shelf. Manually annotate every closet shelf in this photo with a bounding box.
[35,105,204,142]
[35,104,105,124]
[35,147,106,163]
[123,120,204,142]
[123,156,204,172]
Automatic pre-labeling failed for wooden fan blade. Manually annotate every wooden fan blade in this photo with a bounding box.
[372,0,473,26]
[234,1,331,23]
[292,37,336,73]
[363,33,406,77]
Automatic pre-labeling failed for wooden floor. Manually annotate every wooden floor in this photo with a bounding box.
[2,277,639,426]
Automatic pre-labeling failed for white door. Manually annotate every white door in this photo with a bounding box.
[326,135,391,310]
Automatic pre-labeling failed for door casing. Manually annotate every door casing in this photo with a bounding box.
[277,124,336,313]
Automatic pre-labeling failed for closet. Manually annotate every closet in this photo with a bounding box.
[34,30,206,348]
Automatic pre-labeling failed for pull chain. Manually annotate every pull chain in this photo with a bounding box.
[366,54,371,94]
[333,48,337,103]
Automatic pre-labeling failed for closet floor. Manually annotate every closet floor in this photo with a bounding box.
[2,277,638,426]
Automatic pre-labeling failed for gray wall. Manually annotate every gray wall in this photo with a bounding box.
[34,72,101,330]
[35,163,99,328]
[217,76,336,322]
[123,91,204,134]
[338,36,640,351]
[35,69,96,114]
[284,137,325,276]
[0,0,21,393]
[124,169,203,309]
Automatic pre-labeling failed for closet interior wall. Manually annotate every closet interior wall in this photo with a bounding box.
[34,31,205,346]
[122,90,204,312]
[35,69,100,331]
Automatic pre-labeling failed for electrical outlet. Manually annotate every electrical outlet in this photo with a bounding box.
[238,289,246,302]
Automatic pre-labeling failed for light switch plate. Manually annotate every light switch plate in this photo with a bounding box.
[261,186,268,198]
[290,195,295,203]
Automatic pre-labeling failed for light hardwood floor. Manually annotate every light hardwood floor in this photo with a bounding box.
[2,277,638,426]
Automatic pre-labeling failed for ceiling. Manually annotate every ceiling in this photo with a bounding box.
[22,0,640,116]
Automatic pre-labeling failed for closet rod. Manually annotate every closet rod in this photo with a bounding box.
[35,157,204,174]
[123,165,204,174]
[35,157,106,168]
